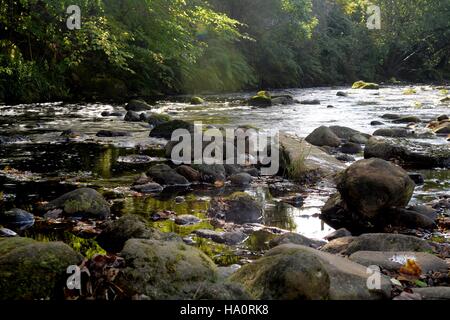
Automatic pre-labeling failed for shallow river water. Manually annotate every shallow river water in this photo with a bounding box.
[0,84,449,261]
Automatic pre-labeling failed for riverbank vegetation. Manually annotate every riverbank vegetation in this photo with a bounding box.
[1,0,449,103]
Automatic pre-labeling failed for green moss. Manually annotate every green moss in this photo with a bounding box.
[352,81,379,90]
[190,96,205,105]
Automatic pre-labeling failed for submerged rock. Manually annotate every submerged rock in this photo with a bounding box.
[140,112,171,126]
[0,135,31,144]
[0,238,82,300]
[230,244,391,300]
[96,130,131,137]
[305,126,341,147]
[373,128,414,138]
[392,116,421,124]
[193,229,247,245]
[365,137,450,168]
[44,188,110,219]
[208,192,262,224]
[96,214,173,253]
[0,208,34,230]
[174,214,201,226]
[147,164,189,186]
[131,183,164,194]
[300,99,321,105]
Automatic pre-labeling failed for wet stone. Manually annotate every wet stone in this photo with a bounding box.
[174,214,201,226]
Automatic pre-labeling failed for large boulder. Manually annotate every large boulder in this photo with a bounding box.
[44,188,110,219]
[365,137,450,169]
[0,238,82,300]
[117,239,221,299]
[147,164,190,186]
[321,233,433,256]
[230,244,391,300]
[305,126,341,147]
[337,158,415,219]
[96,214,177,253]
[208,192,262,224]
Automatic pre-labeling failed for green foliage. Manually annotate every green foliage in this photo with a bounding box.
[0,0,448,103]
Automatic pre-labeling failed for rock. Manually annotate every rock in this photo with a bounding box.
[272,95,294,105]
[249,92,272,107]
[124,110,141,122]
[335,153,356,162]
[440,96,450,103]
[190,96,205,105]
[118,155,155,165]
[337,158,415,219]
[97,214,177,253]
[147,164,189,186]
[392,116,421,124]
[101,111,110,117]
[350,133,370,144]
[373,128,413,138]
[131,183,163,194]
[268,232,325,249]
[140,113,171,126]
[279,133,346,181]
[208,192,262,224]
[0,227,17,237]
[44,188,110,219]
[337,91,348,97]
[305,126,341,147]
[231,244,391,300]
[412,287,450,300]
[149,120,194,139]
[371,121,384,126]
[349,251,448,273]
[96,130,131,137]
[192,164,226,183]
[229,173,253,186]
[381,114,402,120]
[244,167,260,177]
[407,204,438,220]
[340,142,362,154]
[352,81,379,90]
[0,135,31,144]
[118,239,218,299]
[230,245,330,300]
[321,233,433,256]
[125,99,153,112]
[300,99,321,105]
[175,165,202,182]
[329,126,371,142]
[133,173,152,186]
[434,122,450,134]
[174,214,201,226]
[365,137,450,168]
[386,207,437,229]
[437,115,449,121]
[0,208,35,230]
[0,238,82,299]
[324,228,352,241]
[327,105,335,108]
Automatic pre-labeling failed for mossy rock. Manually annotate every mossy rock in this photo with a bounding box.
[142,113,171,127]
[249,91,272,107]
[0,238,83,300]
[230,245,330,300]
[96,214,179,253]
[190,96,205,105]
[118,239,218,299]
[352,81,380,90]
[403,88,417,95]
[44,188,110,219]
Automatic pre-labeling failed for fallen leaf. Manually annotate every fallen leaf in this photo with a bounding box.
[399,259,422,277]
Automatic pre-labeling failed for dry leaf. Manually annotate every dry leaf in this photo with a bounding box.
[399,259,422,277]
